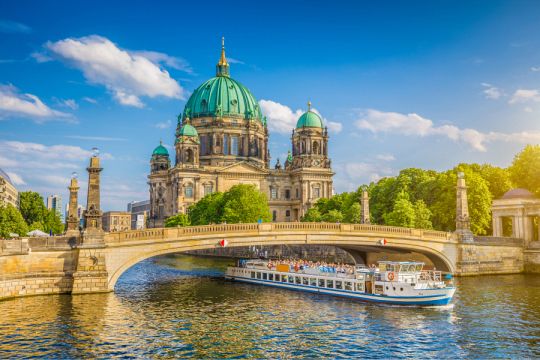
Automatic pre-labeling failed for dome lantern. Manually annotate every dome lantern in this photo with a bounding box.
[216,37,230,77]
[152,140,169,157]
[296,101,324,128]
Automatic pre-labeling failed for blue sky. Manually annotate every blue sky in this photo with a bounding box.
[1,0,540,211]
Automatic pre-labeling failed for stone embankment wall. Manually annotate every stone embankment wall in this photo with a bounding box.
[0,237,77,300]
[524,241,540,273]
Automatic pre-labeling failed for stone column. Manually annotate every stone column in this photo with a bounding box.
[361,190,370,224]
[73,150,109,294]
[455,172,473,242]
[492,215,503,237]
[524,216,534,245]
[66,174,80,235]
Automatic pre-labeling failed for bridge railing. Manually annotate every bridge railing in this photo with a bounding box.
[105,222,453,244]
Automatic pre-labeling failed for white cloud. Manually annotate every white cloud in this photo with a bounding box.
[82,97,97,104]
[376,154,395,161]
[31,51,52,63]
[131,50,193,73]
[155,119,172,129]
[0,84,72,122]
[356,109,540,152]
[509,89,540,104]
[259,99,343,134]
[227,57,244,64]
[259,99,303,134]
[5,171,25,185]
[45,35,185,108]
[58,98,78,110]
[0,20,31,33]
[334,161,395,191]
[531,67,540,72]
[481,83,502,99]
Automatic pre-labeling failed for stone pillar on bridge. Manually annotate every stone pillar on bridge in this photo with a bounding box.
[73,149,109,294]
[455,172,473,243]
[361,190,370,224]
[66,173,80,236]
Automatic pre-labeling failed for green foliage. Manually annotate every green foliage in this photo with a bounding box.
[165,213,191,227]
[0,204,28,238]
[188,184,271,225]
[302,207,322,222]
[18,191,64,235]
[322,209,344,223]
[413,200,433,230]
[221,184,272,223]
[509,144,540,196]
[344,202,362,223]
[383,191,416,228]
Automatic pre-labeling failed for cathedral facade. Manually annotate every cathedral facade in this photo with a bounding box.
[148,41,334,227]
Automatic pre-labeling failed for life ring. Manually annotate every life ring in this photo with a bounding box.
[387,272,395,281]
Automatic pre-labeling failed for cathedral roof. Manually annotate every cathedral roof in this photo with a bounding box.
[296,101,323,128]
[182,39,263,123]
[178,123,198,137]
[152,142,169,157]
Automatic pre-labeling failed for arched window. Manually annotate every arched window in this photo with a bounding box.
[204,183,213,196]
[201,99,208,113]
[313,141,320,154]
[185,149,194,163]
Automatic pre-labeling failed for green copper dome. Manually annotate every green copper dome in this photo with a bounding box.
[178,123,198,137]
[152,142,169,156]
[183,76,263,122]
[296,110,323,128]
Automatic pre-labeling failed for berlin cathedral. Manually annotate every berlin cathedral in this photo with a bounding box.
[148,40,334,227]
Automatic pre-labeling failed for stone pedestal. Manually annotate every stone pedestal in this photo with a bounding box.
[72,244,109,294]
[456,243,479,275]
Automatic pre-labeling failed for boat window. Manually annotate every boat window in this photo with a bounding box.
[269,273,274,281]
[379,263,387,272]
[318,278,324,287]
[295,276,301,284]
[326,280,334,288]
[251,272,255,279]
[310,278,317,287]
[282,275,287,283]
[355,283,364,292]
[262,273,268,280]
[416,264,423,271]
[302,277,308,285]
[335,281,343,290]
[288,275,294,283]
[400,287,404,291]
[257,272,261,279]
[345,282,353,291]
[386,286,389,290]
[387,264,394,272]
[393,287,396,291]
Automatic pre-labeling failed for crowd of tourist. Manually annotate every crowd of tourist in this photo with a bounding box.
[266,258,357,274]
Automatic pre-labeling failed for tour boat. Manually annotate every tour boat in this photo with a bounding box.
[225,260,455,306]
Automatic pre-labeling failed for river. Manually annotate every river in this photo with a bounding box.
[1,254,539,359]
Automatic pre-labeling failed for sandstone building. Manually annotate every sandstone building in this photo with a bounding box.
[148,40,334,227]
[102,211,131,232]
[0,168,18,208]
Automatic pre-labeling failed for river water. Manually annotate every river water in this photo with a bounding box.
[1,254,539,359]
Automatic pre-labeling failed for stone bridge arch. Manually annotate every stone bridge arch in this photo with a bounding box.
[103,223,457,290]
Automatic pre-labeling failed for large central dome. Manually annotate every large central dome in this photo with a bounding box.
[182,39,263,123]
[183,76,263,121]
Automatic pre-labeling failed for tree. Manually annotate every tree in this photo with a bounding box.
[188,192,224,225]
[322,209,344,223]
[0,204,28,238]
[302,207,322,222]
[344,202,362,223]
[413,200,432,229]
[165,213,191,227]
[43,209,64,235]
[221,184,271,223]
[509,144,540,196]
[19,191,47,226]
[383,191,416,228]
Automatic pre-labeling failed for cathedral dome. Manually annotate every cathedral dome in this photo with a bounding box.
[296,103,323,128]
[182,38,263,123]
[178,123,198,137]
[183,76,262,122]
[152,142,169,157]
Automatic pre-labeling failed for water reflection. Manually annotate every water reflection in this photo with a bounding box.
[0,255,539,358]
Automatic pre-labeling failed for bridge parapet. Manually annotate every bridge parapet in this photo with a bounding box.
[103,222,454,245]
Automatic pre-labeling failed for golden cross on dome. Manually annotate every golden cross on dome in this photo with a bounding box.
[307,101,312,111]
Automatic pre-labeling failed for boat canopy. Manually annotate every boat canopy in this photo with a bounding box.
[377,261,424,273]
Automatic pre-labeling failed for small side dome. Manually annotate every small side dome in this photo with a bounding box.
[178,123,199,137]
[296,101,323,128]
[501,188,536,199]
[152,142,169,157]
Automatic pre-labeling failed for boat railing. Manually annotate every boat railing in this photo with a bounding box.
[419,270,442,282]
